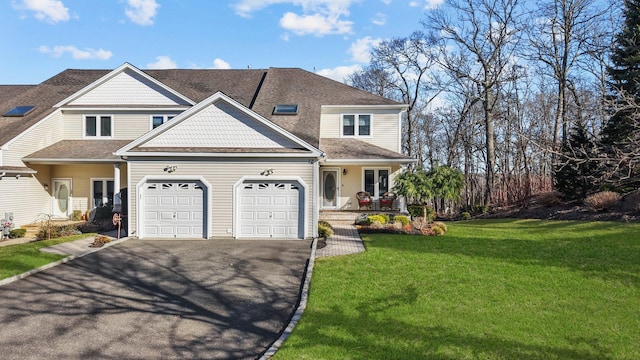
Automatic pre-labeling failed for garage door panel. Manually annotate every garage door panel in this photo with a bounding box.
[142,181,206,239]
[241,211,255,220]
[239,181,303,239]
[256,196,271,206]
[160,196,175,206]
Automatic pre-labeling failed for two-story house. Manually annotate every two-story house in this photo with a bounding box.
[0,63,414,240]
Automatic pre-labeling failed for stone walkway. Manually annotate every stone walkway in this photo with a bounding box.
[315,221,365,258]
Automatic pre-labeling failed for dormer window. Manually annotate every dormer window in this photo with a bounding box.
[3,105,35,117]
[342,114,371,137]
[273,104,298,115]
[84,115,112,138]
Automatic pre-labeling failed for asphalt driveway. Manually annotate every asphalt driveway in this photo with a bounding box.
[0,239,311,359]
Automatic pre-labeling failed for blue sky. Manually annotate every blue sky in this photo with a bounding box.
[1,0,441,84]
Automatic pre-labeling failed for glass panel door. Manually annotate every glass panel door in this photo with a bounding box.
[52,179,72,218]
[322,169,339,208]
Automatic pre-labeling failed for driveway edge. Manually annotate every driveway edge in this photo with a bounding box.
[0,236,131,287]
[259,237,318,359]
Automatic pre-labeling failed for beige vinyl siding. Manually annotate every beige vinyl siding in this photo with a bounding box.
[63,110,182,140]
[128,159,315,238]
[51,164,128,215]
[3,111,64,166]
[320,108,401,152]
[0,164,52,226]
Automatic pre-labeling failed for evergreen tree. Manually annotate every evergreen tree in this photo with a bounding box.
[554,122,598,200]
[601,0,640,190]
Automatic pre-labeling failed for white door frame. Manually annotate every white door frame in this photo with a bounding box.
[320,167,340,210]
[52,178,72,219]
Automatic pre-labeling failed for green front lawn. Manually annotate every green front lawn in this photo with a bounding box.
[275,219,640,360]
[0,234,94,280]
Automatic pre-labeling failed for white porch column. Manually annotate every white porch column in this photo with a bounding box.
[113,163,121,212]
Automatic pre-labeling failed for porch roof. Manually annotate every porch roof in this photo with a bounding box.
[319,138,415,163]
[22,140,130,163]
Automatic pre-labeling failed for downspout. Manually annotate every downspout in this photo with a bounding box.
[312,158,319,238]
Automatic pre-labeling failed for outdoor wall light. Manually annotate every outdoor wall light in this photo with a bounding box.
[43,183,49,191]
[261,168,274,176]
[163,165,178,173]
[342,168,347,175]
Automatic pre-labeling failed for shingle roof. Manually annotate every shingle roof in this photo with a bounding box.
[1,66,407,162]
[319,138,415,161]
[0,70,109,146]
[23,140,131,162]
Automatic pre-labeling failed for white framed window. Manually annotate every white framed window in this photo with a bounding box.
[91,179,114,208]
[363,168,390,198]
[150,115,175,129]
[342,114,371,137]
[84,115,113,138]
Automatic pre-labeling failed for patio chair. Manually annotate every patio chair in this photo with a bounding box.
[356,191,372,210]
[380,192,397,210]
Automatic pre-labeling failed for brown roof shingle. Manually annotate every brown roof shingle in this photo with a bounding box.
[1,66,408,163]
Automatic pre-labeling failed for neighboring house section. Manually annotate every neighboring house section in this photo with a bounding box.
[0,63,414,239]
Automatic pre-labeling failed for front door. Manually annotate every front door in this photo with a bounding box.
[52,179,72,218]
[321,169,339,209]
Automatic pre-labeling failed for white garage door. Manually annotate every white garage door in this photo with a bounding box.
[239,181,303,239]
[142,181,206,238]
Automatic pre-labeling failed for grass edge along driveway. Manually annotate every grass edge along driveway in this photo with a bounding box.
[0,234,94,280]
[275,219,640,360]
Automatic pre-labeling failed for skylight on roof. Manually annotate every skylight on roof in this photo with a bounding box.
[3,105,35,117]
[273,104,298,115]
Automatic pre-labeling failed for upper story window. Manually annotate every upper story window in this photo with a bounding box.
[342,114,371,137]
[84,115,112,138]
[151,115,175,129]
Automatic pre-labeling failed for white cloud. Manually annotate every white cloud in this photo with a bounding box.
[410,0,443,9]
[381,0,391,4]
[147,56,177,69]
[213,58,231,69]
[232,0,355,36]
[280,11,352,36]
[371,12,386,26]
[125,0,160,26]
[348,36,381,63]
[316,64,361,82]
[15,0,70,23]
[38,45,112,60]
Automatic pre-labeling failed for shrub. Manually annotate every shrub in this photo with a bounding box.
[431,226,445,236]
[36,224,81,240]
[393,215,410,226]
[584,191,621,211]
[72,210,83,221]
[432,221,448,233]
[621,190,640,212]
[461,212,471,220]
[318,220,333,231]
[473,205,489,214]
[533,191,564,207]
[318,221,334,239]
[367,214,388,225]
[407,205,423,218]
[9,228,26,238]
[354,214,372,226]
